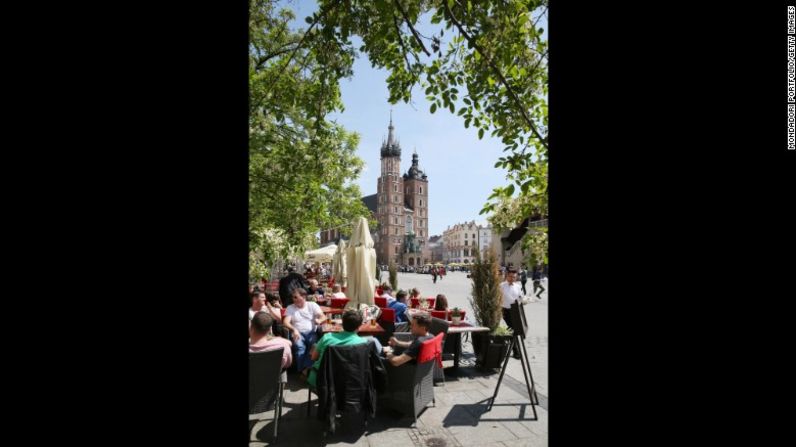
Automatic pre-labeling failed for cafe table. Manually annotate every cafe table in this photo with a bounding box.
[320,320,385,337]
[445,322,490,369]
[404,309,490,368]
[319,305,344,316]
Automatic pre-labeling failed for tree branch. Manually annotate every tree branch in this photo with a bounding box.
[393,0,431,56]
[255,43,300,70]
[444,3,548,150]
[392,13,413,71]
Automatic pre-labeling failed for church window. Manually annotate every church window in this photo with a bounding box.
[419,186,423,194]
[419,199,423,206]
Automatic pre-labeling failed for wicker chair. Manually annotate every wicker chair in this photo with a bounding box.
[377,307,396,344]
[379,333,443,426]
[249,348,286,442]
[394,317,449,384]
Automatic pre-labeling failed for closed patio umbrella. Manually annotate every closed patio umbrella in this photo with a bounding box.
[345,217,377,308]
[332,239,347,288]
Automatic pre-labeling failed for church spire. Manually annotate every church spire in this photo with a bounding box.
[387,109,395,145]
[380,108,401,158]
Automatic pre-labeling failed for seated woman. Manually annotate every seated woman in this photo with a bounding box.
[265,292,289,338]
[410,288,421,301]
[433,294,449,312]
[331,284,347,298]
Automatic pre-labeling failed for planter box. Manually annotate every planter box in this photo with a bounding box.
[472,332,512,371]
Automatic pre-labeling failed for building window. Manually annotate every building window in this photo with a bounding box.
[465,240,468,246]
[473,234,476,239]
[465,233,468,239]
[394,184,398,192]
[419,199,423,206]
[419,186,423,194]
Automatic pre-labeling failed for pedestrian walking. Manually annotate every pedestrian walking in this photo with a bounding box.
[519,265,528,295]
[431,267,438,284]
[532,265,545,299]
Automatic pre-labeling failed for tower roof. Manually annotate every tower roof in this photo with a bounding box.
[403,148,427,180]
[380,110,401,158]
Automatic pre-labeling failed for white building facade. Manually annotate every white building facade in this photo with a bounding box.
[442,221,492,264]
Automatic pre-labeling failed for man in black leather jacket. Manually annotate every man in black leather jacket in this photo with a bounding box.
[278,267,309,307]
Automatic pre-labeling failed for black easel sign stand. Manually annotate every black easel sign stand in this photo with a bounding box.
[487,301,539,420]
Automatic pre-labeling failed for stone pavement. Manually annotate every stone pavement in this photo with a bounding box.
[250,362,548,446]
[249,272,548,446]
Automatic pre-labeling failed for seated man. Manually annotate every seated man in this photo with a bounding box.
[380,285,396,304]
[249,312,293,369]
[279,266,309,308]
[307,278,325,299]
[250,291,281,323]
[385,313,434,367]
[331,284,347,299]
[307,309,381,388]
[410,288,421,301]
[388,290,410,332]
[283,288,325,378]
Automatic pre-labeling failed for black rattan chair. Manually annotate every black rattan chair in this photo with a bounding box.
[249,348,286,442]
[379,334,442,426]
[306,341,378,434]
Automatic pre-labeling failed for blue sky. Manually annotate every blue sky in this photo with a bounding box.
[277,0,545,236]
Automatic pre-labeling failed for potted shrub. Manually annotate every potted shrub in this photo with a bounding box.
[388,260,398,291]
[468,248,513,370]
[450,307,462,325]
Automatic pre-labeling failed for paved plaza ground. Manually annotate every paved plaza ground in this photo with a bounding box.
[250,271,548,446]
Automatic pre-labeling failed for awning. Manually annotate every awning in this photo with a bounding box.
[304,244,337,263]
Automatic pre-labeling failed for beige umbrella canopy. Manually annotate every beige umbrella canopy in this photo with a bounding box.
[332,239,347,288]
[345,217,377,308]
[304,243,337,263]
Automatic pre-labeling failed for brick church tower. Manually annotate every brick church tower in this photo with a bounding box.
[374,113,430,266]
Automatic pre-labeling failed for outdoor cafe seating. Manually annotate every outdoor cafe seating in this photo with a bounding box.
[410,297,436,309]
[379,332,443,426]
[330,297,350,309]
[249,347,286,442]
[306,342,382,433]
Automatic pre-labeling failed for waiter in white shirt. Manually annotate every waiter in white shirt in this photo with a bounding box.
[500,268,524,359]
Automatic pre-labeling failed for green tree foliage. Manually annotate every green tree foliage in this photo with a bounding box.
[487,192,547,265]
[308,0,549,263]
[251,0,549,278]
[249,0,373,279]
